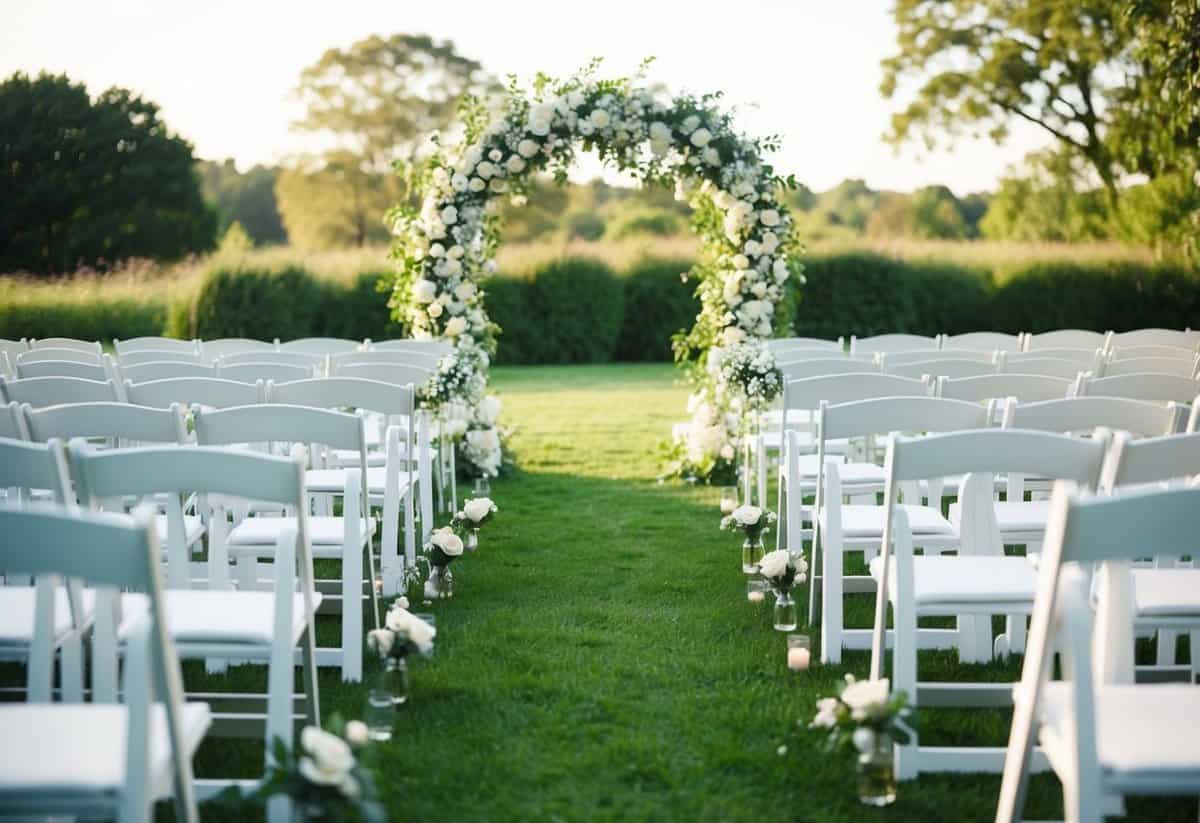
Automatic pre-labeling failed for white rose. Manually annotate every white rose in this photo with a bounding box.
[468,177,486,192]
[489,178,507,193]
[773,258,789,283]
[650,138,670,157]
[442,258,463,277]
[451,173,468,192]
[812,697,840,729]
[429,242,445,258]
[394,595,410,611]
[841,677,891,720]
[476,161,496,180]
[758,549,791,579]
[681,114,701,133]
[589,109,611,128]
[366,628,394,657]
[454,281,478,301]
[690,128,712,147]
[463,497,495,522]
[751,282,767,298]
[440,206,458,225]
[721,326,746,346]
[732,254,750,270]
[478,394,502,425]
[649,121,671,141]
[488,148,502,162]
[466,427,501,452]
[566,90,586,108]
[517,138,540,158]
[431,526,464,557]
[344,720,369,747]
[445,316,468,337]
[506,155,526,174]
[759,209,780,227]
[404,612,436,654]
[412,280,438,303]
[761,232,779,253]
[443,418,468,438]
[299,727,355,786]
[713,190,735,210]
[448,244,464,259]
[702,146,720,166]
[427,302,444,319]
[719,443,736,460]
[732,504,762,526]
[578,121,595,137]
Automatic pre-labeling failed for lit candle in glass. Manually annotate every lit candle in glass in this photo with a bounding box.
[786,633,811,671]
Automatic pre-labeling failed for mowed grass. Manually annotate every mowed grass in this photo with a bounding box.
[181,364,1192,820]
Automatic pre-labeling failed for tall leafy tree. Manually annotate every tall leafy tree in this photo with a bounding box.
[198,159,288,245]
[0,72,216,274]
[278,34,496,248]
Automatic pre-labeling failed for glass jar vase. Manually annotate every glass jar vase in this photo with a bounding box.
[425,565,454,599]
[772,588,797,631]
[742,535,764,575]
[856,730,897,807]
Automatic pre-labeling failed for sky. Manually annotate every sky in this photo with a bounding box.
[1,0,1052,194]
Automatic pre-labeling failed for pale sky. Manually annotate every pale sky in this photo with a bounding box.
[1,0,1051,194]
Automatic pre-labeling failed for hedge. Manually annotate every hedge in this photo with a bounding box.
[3,253,1198,360]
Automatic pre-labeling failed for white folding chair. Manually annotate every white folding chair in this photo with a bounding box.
[882,358,998,380]
[777,358,878,380]
[849,334,939,356]
[808,396,991,663]
[1078,373,1200,406]
[0,436,86,702]
[28,337,101,353]
[1100,356,1199,379]
[331,361,434,386]
[329,350,440,374]
[767,336,844,354]
[193,404,374,682]
[883,348,997,366]
[198,338,276,361]
[1108,328,1200,351]
[0,375,121,407]
[0,401,29,440]
[69,444,319,803]
[940,332,1022,352]
[114,337,199,356]
[1099,431,1200,683]
[276,337,362,355]
[217,361,315,383]
[17,347,104,366]
[16,356,115,382]
[367,338,454,358]
[125,377,264,410]
[267,377,428,595]
[996,483,1200,823]
[1024,329,1111,352]
[1108,344,1200,362]
[121,362,220,383]
[218,350,326,372]
[0,503,208,823]
[867,429,1108,779]
[997,355,1096,380]
[118,350,206,368]
[937,373,1074,404]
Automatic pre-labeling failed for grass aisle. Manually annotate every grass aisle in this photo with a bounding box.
[200,363,1190,821]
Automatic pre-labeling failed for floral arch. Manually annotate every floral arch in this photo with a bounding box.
[387,65,804,480]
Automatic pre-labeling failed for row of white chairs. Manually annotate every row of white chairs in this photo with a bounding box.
[0,334,452,360]
[768,328,1200,356]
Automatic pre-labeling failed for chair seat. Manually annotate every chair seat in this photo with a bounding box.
[1038,683,1200,788]
[0,702,210,796]
[227,515,375,547]
[153,514,205,546]
[835,504,956,538]
[1132,568,1200,618]
[305,467,413,497]
[949,500,1051,534]
[121,590,323,646]
[869,555,1037,606]
[0,588,96,645]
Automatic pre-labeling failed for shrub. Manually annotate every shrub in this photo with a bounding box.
[616,258,698,361]
[565,211,606,241]
[191,262,327,340]
[792,253,918,339]
[482,274,535,365]
[321,270,407,342]
[0,292,166,342]
[606,208,685,241]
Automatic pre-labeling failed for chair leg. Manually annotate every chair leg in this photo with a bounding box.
[381,494,401,596]
[756,436,767,509]
[820,526,842,664]
[1157,629,1179,667]
[341,539,363,683]
[60,632,84,703]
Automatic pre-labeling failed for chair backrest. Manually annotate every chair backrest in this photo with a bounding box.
[29,337,101,353]
[0,503,198,822]
[17,347,103,365]
[819,395,991,443]
[125,376,263,409]
[368,339,455,357]
[24,402,188,445]
[218,350,325,369]
[331,362,433,386]
[940,332,1022,352]
[1098,430,1200,490]
[883,358,997,380]
[121,361,220,383]
[0,436,72,502]
[266,376,416,418]
[1024,329,1111,352]
[1007,347,1101,365]
[778,358,878,380]
[17,357,113,381]
[849,333,939,355]
[194,403,367,455]
[0,376,120,407]
[883,348,996,366]
[118,350,205,367]
[937,373,1073,403]
[198,338,276,360]
[1002,396,1182,438]
[1100,356,1198,378]
[782,373,930,416]
[1108,328,1200,351]
[217,361,314,383]
[1108,343,1199,362]
[1078,372,1200,405]
[0,401,29,440]
[114,337,198,356]
[277,337,362,355]
[329,350,440,374]
[0,338,30,357]
[776,348,874,364]
[767,336,844,353]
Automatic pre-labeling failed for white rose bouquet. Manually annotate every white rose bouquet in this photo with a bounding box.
[809,674,913,754]
[425,526,465,568]
[757,548,808,593]
[452,496,498,551]
[366,598,436,661]
[257,718,384,823]
[718,341,782,410]
[719,504,777,543]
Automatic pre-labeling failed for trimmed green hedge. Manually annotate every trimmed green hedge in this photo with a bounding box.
[3,253,1198,359]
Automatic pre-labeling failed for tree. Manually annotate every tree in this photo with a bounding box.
[198,159,288,245]
[881,1,1130,201]
[980,150,1109,242]
[279,34,496,248]
[0,72,215,274]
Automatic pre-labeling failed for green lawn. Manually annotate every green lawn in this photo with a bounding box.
[189,363,1191,821]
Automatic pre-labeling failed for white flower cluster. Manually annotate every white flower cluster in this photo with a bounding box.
[682,391,740,466]
[716,341,783,408]
[296,726,359,795]
[757,548,808,585]
[366,597,437,659]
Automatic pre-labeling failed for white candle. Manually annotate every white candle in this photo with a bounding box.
[787,647,810,671]
[747,590,765,604]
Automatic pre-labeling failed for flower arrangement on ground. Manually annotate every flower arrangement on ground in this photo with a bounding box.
[810,675,913,806]
[423,526,465,599]
[720,504,778,573]
[367,597,437,661]
[387,60,805,485]
[756,548,808,630]
[717,342,783,411]
[453,496,498,550]
[258,720,384,822]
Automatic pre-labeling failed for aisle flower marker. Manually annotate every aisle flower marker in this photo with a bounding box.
[453,496,498,551]
[366,598,437,721]
[259,720,385,822]
[756,548,807,631]
[423,526,465,600]
[720,504,777,574]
